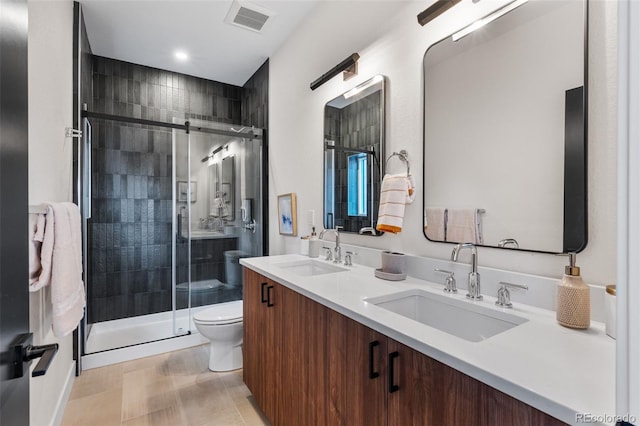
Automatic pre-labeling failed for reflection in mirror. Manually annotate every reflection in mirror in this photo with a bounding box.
[221,155,235,221]
[324,75,385,234]
[206,154,235,223]
[423,0,586,253]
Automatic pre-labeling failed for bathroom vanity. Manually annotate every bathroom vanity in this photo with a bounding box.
[241,254,614,426]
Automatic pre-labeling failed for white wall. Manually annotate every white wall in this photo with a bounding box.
[28,1,76,425]
[269,0,617,288]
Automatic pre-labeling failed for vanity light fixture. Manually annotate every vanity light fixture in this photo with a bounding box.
[174,50,189,61]
[310,53,360,91]
[417,0,461,26]
[343,75,384,99]
[451,0,528,42]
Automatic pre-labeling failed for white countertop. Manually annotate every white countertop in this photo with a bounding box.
[240,254,616,426]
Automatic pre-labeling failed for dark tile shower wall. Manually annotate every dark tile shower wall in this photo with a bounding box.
[88,56,246,323]
[91,56,243,123]
[241,59,269,128]
[325,91,382,233]
[239,59,269,256]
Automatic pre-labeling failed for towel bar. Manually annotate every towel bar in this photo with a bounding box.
[29,205,48,214]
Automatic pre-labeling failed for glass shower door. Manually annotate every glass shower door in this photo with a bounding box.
[174,119,264,333]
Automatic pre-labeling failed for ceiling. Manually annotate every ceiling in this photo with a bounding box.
[80,0,319,86]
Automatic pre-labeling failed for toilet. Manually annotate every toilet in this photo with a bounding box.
[193,300,243,372]
[224,250,248,286]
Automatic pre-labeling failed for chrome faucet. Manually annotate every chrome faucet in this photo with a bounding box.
[450,243,482,301]
[319,226,343,264]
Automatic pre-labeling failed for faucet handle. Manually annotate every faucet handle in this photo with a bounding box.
[434,269,457,293]
[344,251,354,266]
[495,281,529,308]
[323,246,333,261]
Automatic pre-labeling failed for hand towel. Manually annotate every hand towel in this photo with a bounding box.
[34,202,86,337]
[446,208,482,244]
[424,207,447,241]
[29,210,47,291]
[376,174,415,234]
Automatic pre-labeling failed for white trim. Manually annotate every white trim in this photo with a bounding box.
[617,0,640,420]
[51,362,75,426]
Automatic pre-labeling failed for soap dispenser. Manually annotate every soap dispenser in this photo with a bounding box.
[556,253,590,329]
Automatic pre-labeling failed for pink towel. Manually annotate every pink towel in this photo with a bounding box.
[446,208,482,244]
[424,207,447,241]
[33,202,86,337]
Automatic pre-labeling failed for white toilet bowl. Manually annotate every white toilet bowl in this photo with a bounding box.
[193,300,243,372]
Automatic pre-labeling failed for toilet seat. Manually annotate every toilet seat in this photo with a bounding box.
[193,300,243,326]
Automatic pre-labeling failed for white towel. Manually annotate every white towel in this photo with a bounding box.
[376,174,415,234]
[446,208,482,244]
[33,202,86,337]
[29,210,47,291]
[424,207,447,241]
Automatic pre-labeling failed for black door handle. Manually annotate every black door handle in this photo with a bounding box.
[369,341,380,379]
[388,351,399,393]
[26,343,59,377]
[10,333,59,379]
[267,285,274,307]
[261,282,268,303]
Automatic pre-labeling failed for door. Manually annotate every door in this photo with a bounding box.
[0,0,31,424]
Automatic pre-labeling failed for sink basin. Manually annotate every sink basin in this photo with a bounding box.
[365,289,527,342]
[274,259,349,277]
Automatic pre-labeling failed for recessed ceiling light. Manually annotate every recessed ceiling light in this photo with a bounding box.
[175,50,189,61]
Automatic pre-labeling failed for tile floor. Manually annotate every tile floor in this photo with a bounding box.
[62,345,270,426]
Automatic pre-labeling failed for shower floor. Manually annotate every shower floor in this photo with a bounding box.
[86,280,242,353]
[86,308,191,353]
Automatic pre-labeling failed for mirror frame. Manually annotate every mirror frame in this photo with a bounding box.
[421,0,588,254]
[323,75,386,235]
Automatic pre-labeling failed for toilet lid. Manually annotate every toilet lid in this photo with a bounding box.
[193,300,243,325]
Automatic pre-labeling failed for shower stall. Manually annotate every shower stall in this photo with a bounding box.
[78,113,266,357]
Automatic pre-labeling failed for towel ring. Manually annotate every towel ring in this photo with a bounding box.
[385,150,410,176]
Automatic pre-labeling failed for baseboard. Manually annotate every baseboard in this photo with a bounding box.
[51,362,75,426]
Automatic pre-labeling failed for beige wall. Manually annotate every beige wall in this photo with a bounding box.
[269,0,617,287]
[28,1,76,425]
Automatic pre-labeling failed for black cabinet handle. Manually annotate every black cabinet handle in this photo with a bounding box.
[388,351,399,393]
[369,341,380,379]
[261,282,268,303]
[267,285,274,307]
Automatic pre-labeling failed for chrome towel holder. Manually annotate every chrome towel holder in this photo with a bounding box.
[385,150,410,176]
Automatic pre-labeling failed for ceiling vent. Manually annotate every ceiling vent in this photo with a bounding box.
[225,1,274,33]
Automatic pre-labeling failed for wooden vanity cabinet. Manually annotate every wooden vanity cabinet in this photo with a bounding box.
[243,268,566,426]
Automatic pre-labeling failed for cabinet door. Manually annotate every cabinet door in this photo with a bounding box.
[387,339,566,426]
[243,270,283,423]
[387,340,438,425]
[478,382,566,426]
[297,292,329,425]
[242,268,268,409]
[275,282,307,426]
[326,309,387,425]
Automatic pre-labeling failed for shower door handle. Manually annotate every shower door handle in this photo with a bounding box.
[260,282,268,303]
